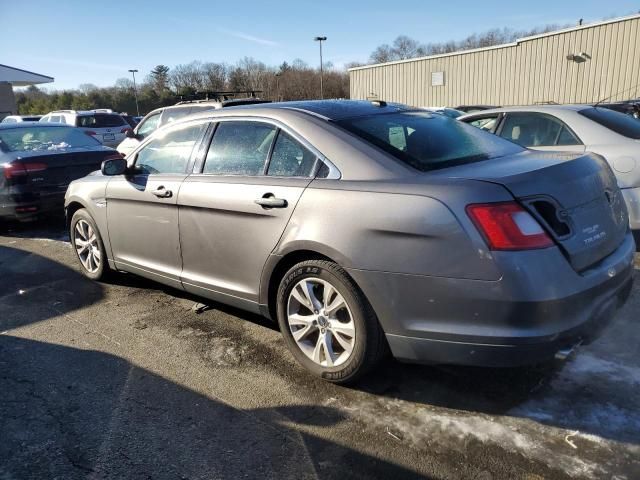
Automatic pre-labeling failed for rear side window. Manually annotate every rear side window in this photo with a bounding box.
[337,111,523,172]
[466,114,500,132]
[579,107,640,139]
[498,113,581,147]
[203,122,276,175]
[267,131,317,177]
[76,114,125,128]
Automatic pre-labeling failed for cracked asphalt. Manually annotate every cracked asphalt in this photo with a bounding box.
[1,218,639,480]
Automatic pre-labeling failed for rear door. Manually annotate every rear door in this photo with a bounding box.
[496,112,586,153]
[178,120,319,308]
[106,120,208,288]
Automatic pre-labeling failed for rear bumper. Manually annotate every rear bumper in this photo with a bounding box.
[0,191,65,220]
[348,232,636,367]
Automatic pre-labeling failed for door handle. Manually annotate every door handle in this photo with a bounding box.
[255,193,288,209]
[152,186,172,198]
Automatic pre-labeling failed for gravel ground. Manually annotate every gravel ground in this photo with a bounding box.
[1,219,639,480]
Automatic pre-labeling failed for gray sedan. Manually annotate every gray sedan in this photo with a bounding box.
[65,101,635,383]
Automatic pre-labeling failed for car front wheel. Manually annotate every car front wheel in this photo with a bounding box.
[277,260,386,384]
[70,208,109,281]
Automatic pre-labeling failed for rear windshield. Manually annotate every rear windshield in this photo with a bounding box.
[76,114,126,128]
[579,107,640,139]
[0,126,101,152]
[336,111,523,172]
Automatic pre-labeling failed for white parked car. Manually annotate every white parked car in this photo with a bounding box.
[1,115,43,123]
[117,98,271,156]
[39,110,131,147]
[459,105,640,243]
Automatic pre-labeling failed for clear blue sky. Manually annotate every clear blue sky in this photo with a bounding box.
[1,0,638,90]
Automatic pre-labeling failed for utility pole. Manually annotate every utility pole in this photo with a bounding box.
[314,36,327,99]
[128,69,140,116]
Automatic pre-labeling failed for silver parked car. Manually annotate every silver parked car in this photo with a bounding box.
[65,101,635,383]
[459,105,640,243]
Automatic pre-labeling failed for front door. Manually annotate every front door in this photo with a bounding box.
[178,120,319,309]
[106,120,208,288]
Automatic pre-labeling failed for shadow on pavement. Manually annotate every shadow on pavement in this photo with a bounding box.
[0,244,427,479]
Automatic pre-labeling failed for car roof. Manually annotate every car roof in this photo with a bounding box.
[0,122,71,130]
[459,104,592,117]
[188,99,412,122]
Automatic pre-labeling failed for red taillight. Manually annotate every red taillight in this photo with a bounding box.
[84,130,97,136]
[466,202,554,250]
[3,162,47,179]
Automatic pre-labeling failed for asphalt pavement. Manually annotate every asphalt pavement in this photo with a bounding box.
[1,218,639,479]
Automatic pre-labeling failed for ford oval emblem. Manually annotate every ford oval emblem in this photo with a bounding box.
[607,268,616,278]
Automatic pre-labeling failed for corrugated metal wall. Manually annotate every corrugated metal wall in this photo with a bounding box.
[349,15,640,107]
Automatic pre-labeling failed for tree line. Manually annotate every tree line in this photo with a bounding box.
[16,21,585,115]
[16,58,349,116]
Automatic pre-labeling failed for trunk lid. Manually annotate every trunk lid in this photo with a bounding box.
[439,151,629,271]
[4,149,111,193]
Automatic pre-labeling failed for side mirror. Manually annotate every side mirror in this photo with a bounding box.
[101,157,127,176]
[125,129,136,138]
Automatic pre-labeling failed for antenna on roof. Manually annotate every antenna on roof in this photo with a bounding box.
[593,82,640,108]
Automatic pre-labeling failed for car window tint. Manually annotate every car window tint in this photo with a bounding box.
[267,131,317,177]
[468,115,499,132]
[137,113,161,138]
[203,122,276,175]
[135,122,206,174]
[578,107,640,139]
[337,112,522,172]
[499,113,580,147]
[76,114,125,128]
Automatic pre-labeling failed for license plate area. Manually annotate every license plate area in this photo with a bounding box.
[103,133,115,141]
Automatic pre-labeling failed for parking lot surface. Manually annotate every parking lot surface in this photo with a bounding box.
[1,219,639,480]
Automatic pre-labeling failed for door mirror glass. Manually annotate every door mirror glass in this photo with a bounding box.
[125,129,136,138]
[101,157,127,176]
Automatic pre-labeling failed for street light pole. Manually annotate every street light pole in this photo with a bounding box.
[314,36,327,99]
[128,69,140,116]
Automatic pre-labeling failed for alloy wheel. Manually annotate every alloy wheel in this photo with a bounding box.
[287,277,356,367]
[73,219,101,273]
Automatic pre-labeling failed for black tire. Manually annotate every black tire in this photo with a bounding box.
[69,208,109,281]
[276,260,387,384]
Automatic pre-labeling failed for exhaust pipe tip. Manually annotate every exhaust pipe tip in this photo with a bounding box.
[555,342,582,361]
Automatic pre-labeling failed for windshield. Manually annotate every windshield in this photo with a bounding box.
[336,111,523,171]
[0,126,101,153]
[580,107,640,139]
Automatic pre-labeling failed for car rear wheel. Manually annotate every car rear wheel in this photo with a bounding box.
[277,260,386,384]
[70,209,109,280]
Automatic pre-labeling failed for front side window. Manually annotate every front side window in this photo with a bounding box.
[203,121,276,175]
[135,122,206,174]
[579,107,640,139]
[337,111,523,172]
[160,107,193,127]
[136,113,161,138]
[498,113,581,147]
[267,131,317,177]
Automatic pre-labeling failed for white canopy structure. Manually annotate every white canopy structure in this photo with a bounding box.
[0,64,54,118]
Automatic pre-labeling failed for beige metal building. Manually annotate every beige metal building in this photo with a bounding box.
[349,14,640,107]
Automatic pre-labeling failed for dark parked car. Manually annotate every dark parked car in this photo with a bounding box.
[0,123,120,221]
[65,100,634,383]
[593,100,640,119]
